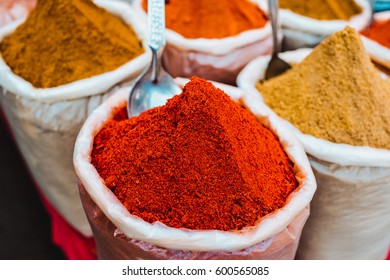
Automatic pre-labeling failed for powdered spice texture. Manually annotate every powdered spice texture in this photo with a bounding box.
[0,0,144,88]
[257,27,390,149]
[280,0,362,20]
[142,0,267,39]
[361,19,390,49]
[92,77,298,231]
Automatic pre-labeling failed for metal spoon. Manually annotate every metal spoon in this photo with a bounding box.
[369,0,375,26]
[264,0,291,81]
[127,0,181,118]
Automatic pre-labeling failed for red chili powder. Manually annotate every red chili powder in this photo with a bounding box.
[141,0,268,39]
[361,19,390,49]
[91,77,298,231]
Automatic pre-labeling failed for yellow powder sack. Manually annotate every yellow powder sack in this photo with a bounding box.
[257,27,390,149]
[0,0,144,88]
[279,0,362,20]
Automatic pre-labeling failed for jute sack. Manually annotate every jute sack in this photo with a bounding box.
[361,11,390,70]
[279,0,371,50]
[237,49,390,259]
[0,0,151,237]
[132,0,274,85]
[73,79,316,259]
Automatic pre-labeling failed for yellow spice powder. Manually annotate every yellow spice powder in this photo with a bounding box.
[0,0,144,88]
[257,27,390,149]
[279,0,362,20]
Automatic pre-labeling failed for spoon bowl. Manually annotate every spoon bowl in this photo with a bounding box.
[127,0,181,118]
[264,0,291,81]
[128,62,181,117]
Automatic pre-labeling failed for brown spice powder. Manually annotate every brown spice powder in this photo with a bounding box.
[279,0,362,20]
[257,27,390,149]
[0,0,144,88]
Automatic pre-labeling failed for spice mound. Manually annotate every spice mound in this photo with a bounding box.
[142,0,267,39]
[361,19,390,49]
[92,77,298,231]
[257,27,390,149]
[279,0,362,20]
[0,0,144,88]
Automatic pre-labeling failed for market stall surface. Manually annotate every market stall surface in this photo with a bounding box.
[0,117,66,260]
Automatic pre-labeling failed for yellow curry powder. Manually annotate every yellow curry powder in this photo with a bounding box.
[279,0,362,20]
[0,0,144,88]
[257,27,390,149]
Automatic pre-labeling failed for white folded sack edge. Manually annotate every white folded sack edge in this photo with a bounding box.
[132,0,272,56]
[279,0,371,37]
[361,11,390,69]
[0,0,152,103]
[73,78,317,252]
[237,48,390,167]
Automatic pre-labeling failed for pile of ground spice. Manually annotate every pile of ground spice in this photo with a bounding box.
[361,19,390,49]
[279,0,362,20]
[0,0,144,88]
[142,0,267,39]
[92,77,298,231]
[257,27,390,149]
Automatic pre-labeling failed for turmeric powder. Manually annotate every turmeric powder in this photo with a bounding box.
[279,0,362,20]
[0,0,144,88]
[142,0,268,39]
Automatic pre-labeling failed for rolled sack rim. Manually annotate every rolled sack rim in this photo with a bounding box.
[361,11,390,69]
[0,0,151,103]
[73,78,316,252]
[133,0,273,55]
[237,48,390,167]
[279,0,371,36]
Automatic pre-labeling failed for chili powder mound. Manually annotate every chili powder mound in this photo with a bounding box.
[91,77,298,231]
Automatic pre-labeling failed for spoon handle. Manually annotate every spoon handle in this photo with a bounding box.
[148,0,166,51]
[148,0,165,82]
[369,0,374,24]
[267,0,280,56]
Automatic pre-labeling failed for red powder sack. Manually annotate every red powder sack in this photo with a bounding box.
[91,77,298,231]
[141,0,268,39]
[361,19,390,49]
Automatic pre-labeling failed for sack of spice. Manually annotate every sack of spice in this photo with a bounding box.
[361,11,390,70]
[278,0,371,50]
[133,0,274,85]
[0,0,150,237]
[237,27,390,259]
[73,77,316,259]
[0,0,36,28]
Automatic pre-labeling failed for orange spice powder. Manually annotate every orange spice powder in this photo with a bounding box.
[361,19,390,49]
[91,77,298,231]
[142,0,268,39]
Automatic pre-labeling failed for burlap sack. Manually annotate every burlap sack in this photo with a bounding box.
[132,0,274,85]
[361,11,390,69]
[0,0,151,237]
[73,79,316,259]
[237,49,390,259]
[279,0,371,50]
